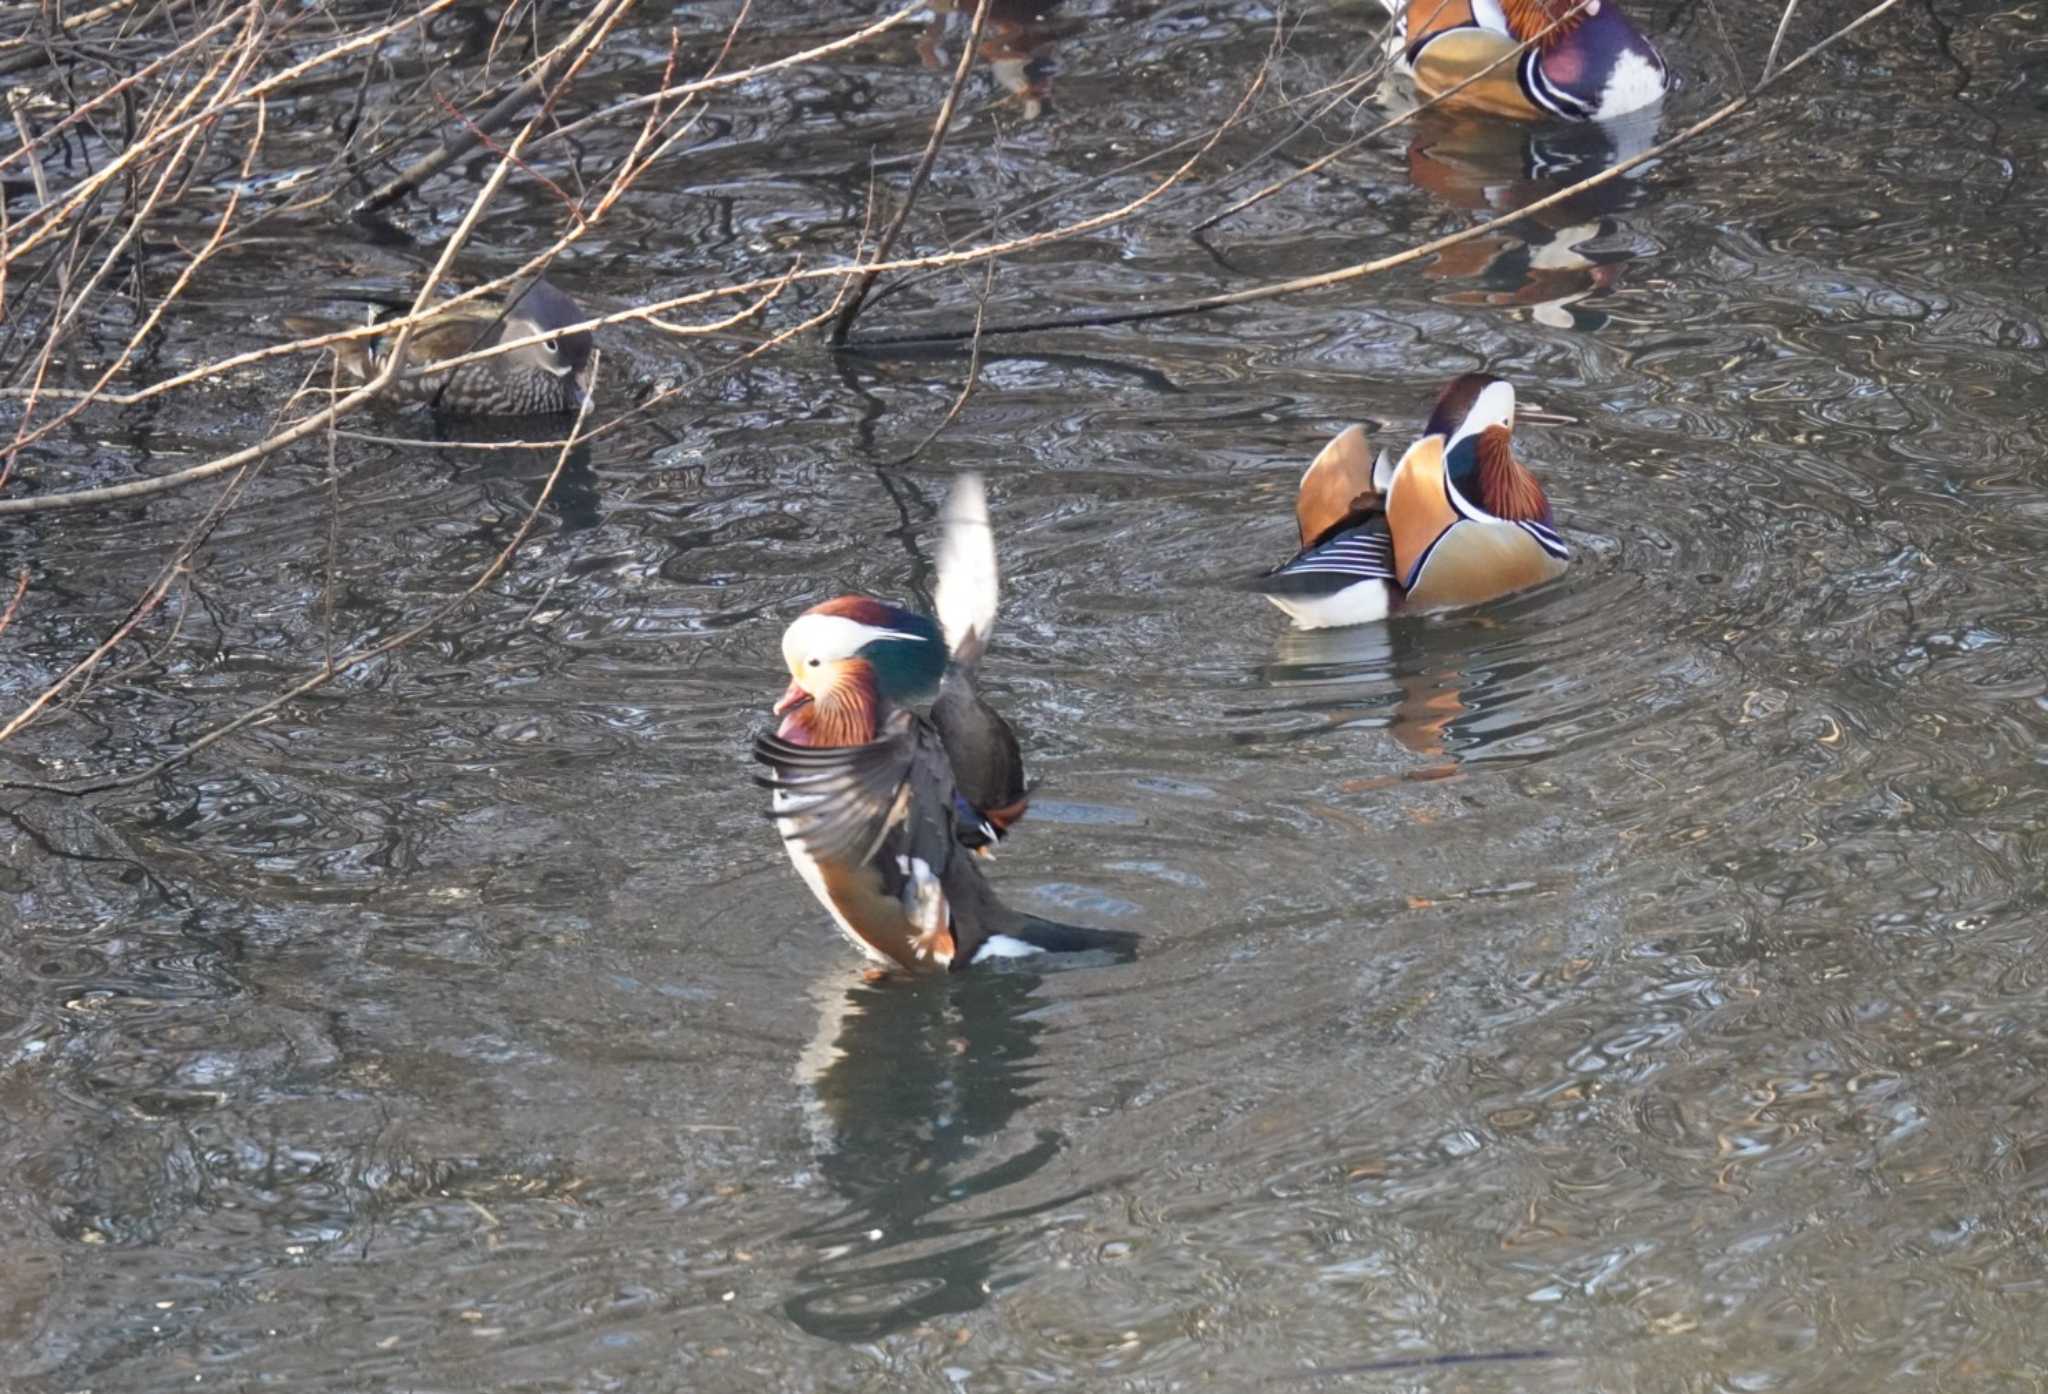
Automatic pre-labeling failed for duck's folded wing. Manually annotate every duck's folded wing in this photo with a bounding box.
[407,312,503,363]
[1249,518,1398,600]
[931,667,1032,846]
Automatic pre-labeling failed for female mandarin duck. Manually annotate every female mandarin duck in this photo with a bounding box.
[1253,374,1570,629]
[753,475,1136,973]
[285,279,594,416]
[1385,0,1667,122]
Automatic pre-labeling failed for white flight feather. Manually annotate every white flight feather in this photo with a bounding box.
[933,471,999,661]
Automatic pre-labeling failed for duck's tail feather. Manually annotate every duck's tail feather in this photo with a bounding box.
[934,471,998,667]
[969,913,1141,965]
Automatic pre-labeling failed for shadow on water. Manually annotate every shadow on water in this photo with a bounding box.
[784,966,1090,1343]
[424,419,605,538]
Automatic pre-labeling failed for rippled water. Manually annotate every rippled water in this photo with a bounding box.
[6,0,2048,1389]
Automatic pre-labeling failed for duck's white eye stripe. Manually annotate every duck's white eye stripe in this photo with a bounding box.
[1447,381,1518,448]
[782,614,925,668]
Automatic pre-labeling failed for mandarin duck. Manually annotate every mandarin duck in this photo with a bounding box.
[1253,373,1570,629]
[918,0,1068,119]
[1384,0,1667,122]
[753,475,1136,972]
[285,279,593,416]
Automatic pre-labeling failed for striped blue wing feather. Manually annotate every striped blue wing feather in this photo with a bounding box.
[1516,518,1571,561]
[1252,519,1398,599]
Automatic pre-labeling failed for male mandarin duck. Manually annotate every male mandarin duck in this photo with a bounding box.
[1253,374,1571,629]
[284,279,594,416]
[1384,0,1667,122]
[752,475,1136,973]
[918,0,1069,120]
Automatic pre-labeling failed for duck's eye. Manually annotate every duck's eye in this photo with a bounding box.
[542,336,560,354]
[807,658,821,669]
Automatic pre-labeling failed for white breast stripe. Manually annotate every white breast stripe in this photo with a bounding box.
[1521,49,1594,120]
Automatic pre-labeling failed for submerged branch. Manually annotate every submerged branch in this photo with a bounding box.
[828,0,993,345]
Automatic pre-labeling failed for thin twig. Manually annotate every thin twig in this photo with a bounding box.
[1702,0,1746,87]
[829,0,992,345]
[0,570,29,644]
[1763,0,1802,80]
[0,39,1268,430]
[526,0,927,153]
[3,0,468,269]
[890,253,998,467]
[0,269,794,515]
[350,0,633,221]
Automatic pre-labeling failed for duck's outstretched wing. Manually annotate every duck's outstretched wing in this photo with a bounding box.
[752,712,938,867]
[754,713,1133,972]
[929,469,1034,845]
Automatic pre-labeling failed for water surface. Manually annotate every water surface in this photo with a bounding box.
[5,0,2048,1389]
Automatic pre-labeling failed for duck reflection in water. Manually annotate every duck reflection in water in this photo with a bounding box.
[1263,603,1573,782]
[783,965,1092,1342]
[1406,109,1662,331]
[1264,622,1468,770]
[918,0,1075,120]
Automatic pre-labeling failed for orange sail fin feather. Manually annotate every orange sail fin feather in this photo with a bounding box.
[1475,425,1552,522]
[1295,424,1386,547]
[1499,0,1592,46]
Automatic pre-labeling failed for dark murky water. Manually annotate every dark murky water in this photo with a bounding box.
[6,0,2048,1388]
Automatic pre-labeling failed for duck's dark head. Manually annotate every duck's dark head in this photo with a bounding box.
[501,279,594,408]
